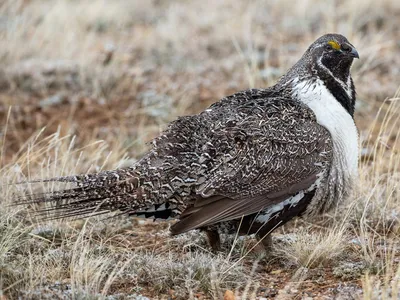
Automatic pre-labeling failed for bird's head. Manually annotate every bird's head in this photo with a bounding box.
[306,33,359,76]
[283,34,360,117]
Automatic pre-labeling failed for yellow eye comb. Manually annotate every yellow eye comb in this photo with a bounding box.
[327,40,340,50]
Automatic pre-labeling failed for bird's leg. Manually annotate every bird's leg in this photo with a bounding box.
[204,229,221,252]
[256,230,273,252]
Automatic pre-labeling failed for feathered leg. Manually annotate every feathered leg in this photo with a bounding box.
[256,230,272,251]
[204,229,221,252]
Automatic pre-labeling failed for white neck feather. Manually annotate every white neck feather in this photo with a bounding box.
[292,78,358,179]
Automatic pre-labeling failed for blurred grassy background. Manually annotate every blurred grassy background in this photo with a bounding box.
[1,0,399,165]
[0,0,399,299]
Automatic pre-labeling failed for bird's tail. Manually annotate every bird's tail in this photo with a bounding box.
[16,167,179,221]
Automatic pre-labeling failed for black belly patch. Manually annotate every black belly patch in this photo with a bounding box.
[212,191,315,236]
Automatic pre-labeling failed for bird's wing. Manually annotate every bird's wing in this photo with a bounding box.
[170,95,333,234]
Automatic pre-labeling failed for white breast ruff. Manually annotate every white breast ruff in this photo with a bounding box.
[292,79,358,179]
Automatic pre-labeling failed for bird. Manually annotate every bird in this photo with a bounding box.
[20,33,359,251]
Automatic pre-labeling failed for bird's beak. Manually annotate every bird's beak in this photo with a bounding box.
[349,46,359,59]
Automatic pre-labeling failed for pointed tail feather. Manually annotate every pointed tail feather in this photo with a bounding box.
[15,168,142,220]
[15,168,179,221]
[15,174,85,186]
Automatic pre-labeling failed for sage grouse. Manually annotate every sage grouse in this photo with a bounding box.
[21,34,359,251]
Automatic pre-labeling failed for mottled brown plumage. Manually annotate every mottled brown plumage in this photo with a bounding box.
[18,34,359,251]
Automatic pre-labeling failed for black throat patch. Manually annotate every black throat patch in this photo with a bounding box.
[317,59,355,117]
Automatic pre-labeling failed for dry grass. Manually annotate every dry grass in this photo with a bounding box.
[0,0,399,298]
[275,226,349,269]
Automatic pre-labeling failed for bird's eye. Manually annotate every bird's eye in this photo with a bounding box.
[326,41,340,51]
[341,43,351,52]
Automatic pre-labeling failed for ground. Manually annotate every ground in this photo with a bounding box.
[0,0,399,299]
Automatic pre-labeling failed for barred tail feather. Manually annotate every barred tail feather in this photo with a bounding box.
[18,185,127,220]
[16,168,179,221]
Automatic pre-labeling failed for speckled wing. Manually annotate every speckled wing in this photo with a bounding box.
[170,91,333,234]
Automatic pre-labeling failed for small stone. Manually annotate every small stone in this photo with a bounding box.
[224,290,235,300]
[39,94,66,108]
